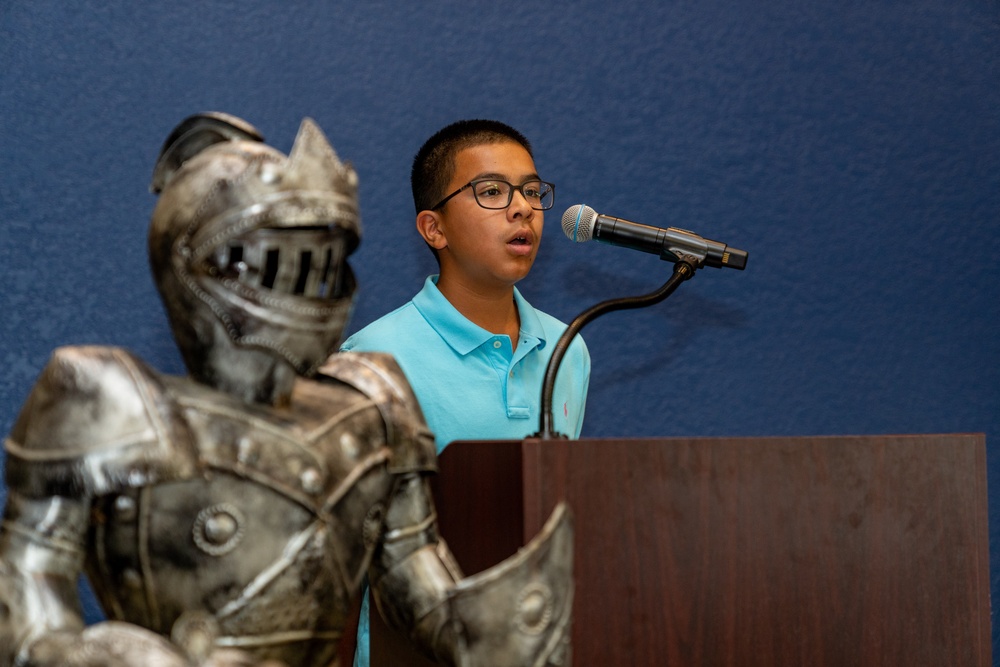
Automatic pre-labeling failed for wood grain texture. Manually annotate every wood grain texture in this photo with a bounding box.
[373,434,991,666]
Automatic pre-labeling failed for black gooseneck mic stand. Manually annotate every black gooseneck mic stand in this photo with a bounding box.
[536,255,702,440]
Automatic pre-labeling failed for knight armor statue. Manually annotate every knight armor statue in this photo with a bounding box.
[0,113,573,667]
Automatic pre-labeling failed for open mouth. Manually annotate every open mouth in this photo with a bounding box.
[506,229,536,257]
[507,230,533,247]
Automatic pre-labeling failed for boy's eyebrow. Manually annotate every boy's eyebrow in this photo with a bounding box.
[472,171,542,182]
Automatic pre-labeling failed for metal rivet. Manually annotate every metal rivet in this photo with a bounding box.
[123,568,143,589]
[301,467,322,494]
[114,495,137,521]
[340,432,360,458]
[237,437,256,464]
[203,513,238,545]
[193,504,245,556]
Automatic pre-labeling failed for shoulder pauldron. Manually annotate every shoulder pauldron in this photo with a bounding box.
[317,352,436,474]
[5,346,199,498]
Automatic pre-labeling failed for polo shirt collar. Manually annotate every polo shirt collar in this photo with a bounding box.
[413,275,546,356]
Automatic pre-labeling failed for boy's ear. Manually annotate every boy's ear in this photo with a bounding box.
[416,210,448,250]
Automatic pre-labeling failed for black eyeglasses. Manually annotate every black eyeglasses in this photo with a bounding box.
[431,179,555,211]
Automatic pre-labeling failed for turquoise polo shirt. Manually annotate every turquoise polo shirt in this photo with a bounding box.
[340,275,590,667]
[341,275,590,451]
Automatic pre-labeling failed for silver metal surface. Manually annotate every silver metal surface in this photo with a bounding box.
[0,114,572,666]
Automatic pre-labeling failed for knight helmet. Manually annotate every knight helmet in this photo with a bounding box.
[148,112,360,404]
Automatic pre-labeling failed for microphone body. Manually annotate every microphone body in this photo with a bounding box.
[562,204,748,270]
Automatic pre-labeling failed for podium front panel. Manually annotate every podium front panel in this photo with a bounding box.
[372,434,991,666]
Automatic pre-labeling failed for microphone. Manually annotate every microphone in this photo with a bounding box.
[561,204,748,270]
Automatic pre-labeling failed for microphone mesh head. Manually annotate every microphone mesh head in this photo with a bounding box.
[561,204,597,242]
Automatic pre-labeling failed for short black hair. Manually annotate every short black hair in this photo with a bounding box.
[411,119,533,214]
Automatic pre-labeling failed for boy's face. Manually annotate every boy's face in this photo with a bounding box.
[432,141,544,292]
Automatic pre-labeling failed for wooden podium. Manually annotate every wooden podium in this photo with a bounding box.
[371,434,991,666]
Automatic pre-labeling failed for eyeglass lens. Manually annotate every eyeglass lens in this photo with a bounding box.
[472,180,553,210]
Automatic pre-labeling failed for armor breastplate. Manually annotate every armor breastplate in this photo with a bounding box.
[88,369,398,665]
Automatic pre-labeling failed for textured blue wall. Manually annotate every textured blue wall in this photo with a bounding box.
[2,0,998,658]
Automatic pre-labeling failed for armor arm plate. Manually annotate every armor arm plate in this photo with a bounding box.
[19,621,277,667]
[370,473,575,667]
[368,473,462,663]
[0,492,89,664]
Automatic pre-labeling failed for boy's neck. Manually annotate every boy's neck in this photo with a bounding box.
[436,275,521,349]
